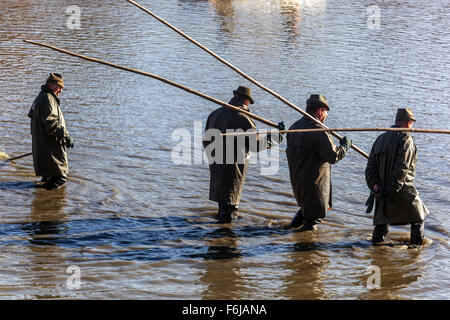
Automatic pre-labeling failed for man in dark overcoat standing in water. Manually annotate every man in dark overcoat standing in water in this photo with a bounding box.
[203,86,285,223]
[28,73,75,190]
[286,94,352,231]
[365,108,429,245]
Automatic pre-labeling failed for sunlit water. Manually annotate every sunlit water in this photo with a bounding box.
[0,0,449,299]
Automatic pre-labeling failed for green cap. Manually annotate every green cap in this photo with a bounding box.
[307,94,329,110]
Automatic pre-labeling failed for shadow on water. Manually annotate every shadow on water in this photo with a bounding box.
[3,216,289,261]
[0,184,428,263]
[1,208,426,263]
[292,240,420,252]
[0,181,38,190]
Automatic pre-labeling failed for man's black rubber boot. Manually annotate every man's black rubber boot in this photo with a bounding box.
[217,204,238,224]
[372,224,389,244]
[297,219,320,232]
[42,175,67,190]
[217,202,224,219]
[288,209,304,229]
[410,222,424,245]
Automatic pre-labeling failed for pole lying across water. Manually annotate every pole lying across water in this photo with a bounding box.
[23,40,279,129]
[222,127,450,136]
[2,152,32,162]
[125,0,370,159]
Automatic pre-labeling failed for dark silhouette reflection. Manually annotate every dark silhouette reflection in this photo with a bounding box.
[359,245,425,299]
[24,187,68,245]
[177,0,320,46]
[196,227,245,299]
[280,0,301,44]
[179,0,236,35]
[17,187,70,299]
[294,240,374,251]
[190,227,242,260]
[178,0,236,35]
[207,0,236,35]
[279,239,331,299]
[293,241,320,252]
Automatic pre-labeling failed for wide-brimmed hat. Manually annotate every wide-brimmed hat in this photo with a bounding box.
[396,108,416,122]
[233,86,254,104]
[47,73,64,88]
[307,94,329,110]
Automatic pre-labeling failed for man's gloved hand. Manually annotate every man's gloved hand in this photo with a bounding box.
[365,190,375,213]
[340,136,352,152]
[275,121,286,143]
[277,121,286,131]
[373,184,382,197]
[65,136,75,149]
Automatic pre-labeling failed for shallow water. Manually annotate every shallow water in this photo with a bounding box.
[0,0,449,299]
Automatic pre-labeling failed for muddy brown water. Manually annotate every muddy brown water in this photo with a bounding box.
[0,0,449,299]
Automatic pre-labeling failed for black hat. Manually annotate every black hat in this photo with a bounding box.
[233,86,254,104]
[307,94,329,110]
[396,108,416,122]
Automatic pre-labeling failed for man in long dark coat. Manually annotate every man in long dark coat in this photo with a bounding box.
[286,94,352,231]
[28,73,74,190]
[365,108,429,245]
[203,86,284,223]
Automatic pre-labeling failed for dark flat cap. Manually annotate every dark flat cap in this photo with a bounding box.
[233,86,254,104]
[396,108,416,122]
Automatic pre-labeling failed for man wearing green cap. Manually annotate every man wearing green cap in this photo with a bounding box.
[203,85,285,223]
[286,94,352,231]
[365,108,429,245]
[28,73,75,190]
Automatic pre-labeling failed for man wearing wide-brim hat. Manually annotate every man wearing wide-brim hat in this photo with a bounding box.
[286,94,352,231]
[365,108,429,245]
[203,85,285,223]
[28,73,75,190]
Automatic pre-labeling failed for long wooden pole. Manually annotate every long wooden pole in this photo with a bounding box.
[222,127,450,136]
[3,152,32,162]
[125,0,370,159]
[23,40,278,129]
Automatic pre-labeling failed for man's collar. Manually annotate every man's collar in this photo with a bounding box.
[241,104,249,111]
[42,85,60,103]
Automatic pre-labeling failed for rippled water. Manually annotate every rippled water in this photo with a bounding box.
[0,0,449,299]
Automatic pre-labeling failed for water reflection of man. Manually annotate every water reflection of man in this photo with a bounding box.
[27,187,68,244]
[28,73,75,190]
[207,0,236,34]
[280,0,301,41]
[361,246,423,299]
[23,188,68,298]
[286,94,352,231]
[280,241,330,299]
[197,227,243,299]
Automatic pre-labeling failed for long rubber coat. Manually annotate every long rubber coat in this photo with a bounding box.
[365,128,429,225]
[28,85,69,177]
[286,116,347,221]
[203,98,279,206]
